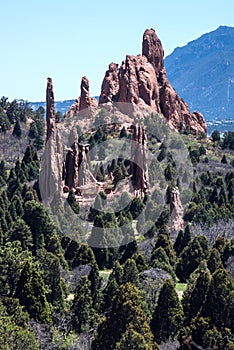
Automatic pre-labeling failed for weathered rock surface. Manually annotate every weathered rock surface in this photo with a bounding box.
[99,63,119,104]
[142,28,164,78]
[65,76,98,118]
[79,76,98,113]
[130,125,149,196]
[170,186,184,237]
[46,77,56,143]
[98,28,207,134]
[40,78,63,203]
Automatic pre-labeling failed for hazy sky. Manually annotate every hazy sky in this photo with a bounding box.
[1,0,234,101]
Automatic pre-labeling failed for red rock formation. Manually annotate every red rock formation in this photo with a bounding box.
[65,76,98,118]
[79,76,98,113]
[99,63,119,104]
[142,28,164,79]
[118,55,161,112]
[46,77,56,143]
[98,28,207,134]
[130,125,149,197]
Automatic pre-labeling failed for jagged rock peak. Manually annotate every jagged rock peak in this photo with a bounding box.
[65,76,98,118]
[142,28,164,78]
[99,63,119,104]
[46,77,56,143]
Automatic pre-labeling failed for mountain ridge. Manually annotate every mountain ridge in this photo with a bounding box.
[165,25,234,123]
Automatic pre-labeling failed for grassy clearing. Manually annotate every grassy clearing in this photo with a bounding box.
[176,283,187,292]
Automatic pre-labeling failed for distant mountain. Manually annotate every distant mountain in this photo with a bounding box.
[30,99,76,115]
[165,25,234,133]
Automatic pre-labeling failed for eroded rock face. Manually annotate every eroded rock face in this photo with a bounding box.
[170,186,184,237]
[65,76,98,118]
[130,125,149,196]
[40,78,63,203]
[79,76,98,113]
[99,63,119,104]
[142,28,164,79]
[98,28,207,134]
[46,77,56,143]
[118,55,161,112]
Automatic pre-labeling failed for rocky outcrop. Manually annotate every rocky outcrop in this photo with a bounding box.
[170,187,184,237]
[130,125,149,197]
[98,28,207,134]
[142,28,164,79]
[46,77,56,143]
[40,78,63,203]
[78,144,96,186]
[99,63,119,104]
[65,76,98,118]
[118,55,161,112]
[79,76,98,113]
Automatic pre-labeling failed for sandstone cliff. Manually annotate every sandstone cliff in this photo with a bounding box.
[99,28,207,134]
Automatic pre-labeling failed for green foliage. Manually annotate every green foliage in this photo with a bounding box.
[67,190,80,214]
[150,279,184,343]
[12,119,22,138]
[176,236,210,282]
[201,268,234,331]
[222,131,234,150]
[182,269,211,325]
[15,259,51,323]
[71,275,97,333]
[0,301,40,350]
[23,200,56,254]
[211,129,220,142]
[92,283,157,350]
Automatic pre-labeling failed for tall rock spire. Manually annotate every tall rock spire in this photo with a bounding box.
[46,77,56,143]
[130,125,149,197]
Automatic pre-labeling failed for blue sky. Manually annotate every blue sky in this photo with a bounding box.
[1,0,234,101]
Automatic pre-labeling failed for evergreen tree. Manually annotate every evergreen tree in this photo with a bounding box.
[122,258,140,287]
[23,200,55,253]
[15,259,51,323]
[207,248,223,274]
[176,236,210,282]
[174,225,192,256]
[182,269,211,325]
[12,119,22,138]
[37,250,65,308]
[116,326,156,350]
[7,218,33,251]
[150,279,184,344]
[153,233,176,266]
[92,283,157,350]
[119,126,127,138]
[71,275,97,333]
[201,268,234,331]
[67,190,80,214]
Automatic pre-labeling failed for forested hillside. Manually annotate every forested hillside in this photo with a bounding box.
[0,96,233,349]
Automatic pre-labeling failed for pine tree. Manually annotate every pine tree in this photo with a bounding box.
[15,259,51,323]
[122,258,140,287]
[150,279,184,344]
[176,236,210,282]
[182,269,211,325]
[116,326,157,350]
[201,268,234,331]
[71,276,97,333]
[207,248,223,274]
[7,218,33,251]
[12,119,22,138]
[92,283,157,350]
